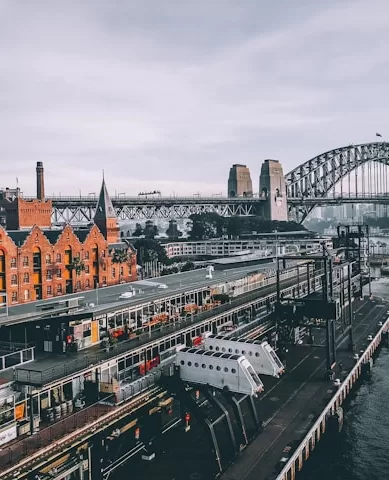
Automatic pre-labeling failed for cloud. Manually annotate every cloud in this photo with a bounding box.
[1,0,388,197]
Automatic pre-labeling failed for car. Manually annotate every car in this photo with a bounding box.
[119,291,134,299]
[158,284,168,289]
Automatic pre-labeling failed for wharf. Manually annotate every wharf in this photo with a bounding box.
[222,296,387,480]
[119,295,388,480]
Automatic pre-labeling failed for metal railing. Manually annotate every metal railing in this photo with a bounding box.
[276,317,389,480]
[0,400,112,470]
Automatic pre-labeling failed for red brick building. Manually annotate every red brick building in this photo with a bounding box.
[0,165,137,305]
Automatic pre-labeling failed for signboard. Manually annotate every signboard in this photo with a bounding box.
[0,424,17,446]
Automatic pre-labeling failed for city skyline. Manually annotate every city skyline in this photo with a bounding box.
[1,0,388,196]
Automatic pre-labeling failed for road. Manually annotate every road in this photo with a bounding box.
[5,261,282,319]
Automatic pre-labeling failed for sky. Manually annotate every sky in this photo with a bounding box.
[1,0,388,197]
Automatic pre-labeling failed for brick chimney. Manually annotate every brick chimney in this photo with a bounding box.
[36,162,45,201]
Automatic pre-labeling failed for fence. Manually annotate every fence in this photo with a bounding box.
[0,400,112,471]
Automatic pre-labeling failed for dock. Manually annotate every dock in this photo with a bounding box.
[115,295,389,480]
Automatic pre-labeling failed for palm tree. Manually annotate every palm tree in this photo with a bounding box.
[67,257,85,276]
[112,250,130,283]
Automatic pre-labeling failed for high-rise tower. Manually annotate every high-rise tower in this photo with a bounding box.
[36,161,45,201]
[228,164,253,197]
[94,179,120,244]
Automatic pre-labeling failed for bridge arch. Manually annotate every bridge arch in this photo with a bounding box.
[285,142,389,222]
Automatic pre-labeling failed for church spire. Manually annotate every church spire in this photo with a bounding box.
[94,178,120,243]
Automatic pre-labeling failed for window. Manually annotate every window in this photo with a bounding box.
[84,251,89,260]
[103,276,107,284]
[76,281,81,290]
[85,265,89,274]
[56,269,61,278]
[112,268,116,277]
[231,368,236,374]
[202,364,206,369]
[47,286,52,295]
[194,363,199,367]
[10,257,16,268]
[209,365,213,370]
[45,254,51,265]
[57,284,62,293]
[216,366,221,371]
[180,360,184,366]
[11,292,17,302]
[255,352,260,357]
[85,279,90,288]
[11,274,17,285]
[24,290,29,301]
[23,273,29,283]
[224,367,228,373]
[22,256,29,266]
[56,253,61,263]
[188,361,192,366]
[102,250,106,257]
[46,270,52,280]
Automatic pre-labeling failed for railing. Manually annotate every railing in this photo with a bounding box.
[15,270,305,386]
[0,344,35,372]
[276,317,389,480]
[0,400,113,470]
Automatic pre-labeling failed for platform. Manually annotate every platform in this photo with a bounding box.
[112,295,388,480]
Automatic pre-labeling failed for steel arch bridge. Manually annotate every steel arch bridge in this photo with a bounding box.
[285,142,389,222]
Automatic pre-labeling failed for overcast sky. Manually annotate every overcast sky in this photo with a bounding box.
[1,0,388,197]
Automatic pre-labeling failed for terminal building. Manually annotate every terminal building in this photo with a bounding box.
[0,164,137,306]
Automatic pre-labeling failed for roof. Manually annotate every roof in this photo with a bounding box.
[42,230,63,244]
[74,229,90,243]
[94,179,116,222]
[6,230,30,246]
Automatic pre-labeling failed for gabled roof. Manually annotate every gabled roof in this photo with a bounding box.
[94,179,117,222]
[6,230,30,246]
[73,229,90,243]
[42,230,63,244]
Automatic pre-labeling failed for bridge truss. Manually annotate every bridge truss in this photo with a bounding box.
[49,197,265,224]
[285,142,389,222]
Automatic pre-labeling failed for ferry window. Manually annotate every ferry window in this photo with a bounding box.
[235,349,239,354]
[216,346,219,351]
[255,352,260,357]
[221,347,226,352]
[228,348,232,353]
[188,361,192,366]
[242,350,246,355]
[231,368,236,374]
[202,364,206,369]
[224,367,228,373]
[209,346,213,350]
[180,360,185,366]
[216,366,221,371]
[209,365,213,370]
[249,351,253,356]
[195,363,199,367]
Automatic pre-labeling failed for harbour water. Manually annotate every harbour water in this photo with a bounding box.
[298,276,389,480]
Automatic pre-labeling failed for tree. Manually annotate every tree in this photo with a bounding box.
[67,257,85,276]
[133,223,143,237]
[112,249,130,282]
[144,221,159,239]
[166,220,182,240]
[226,216,242,238]
[133,238,169,266]
[187,213,225,240]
